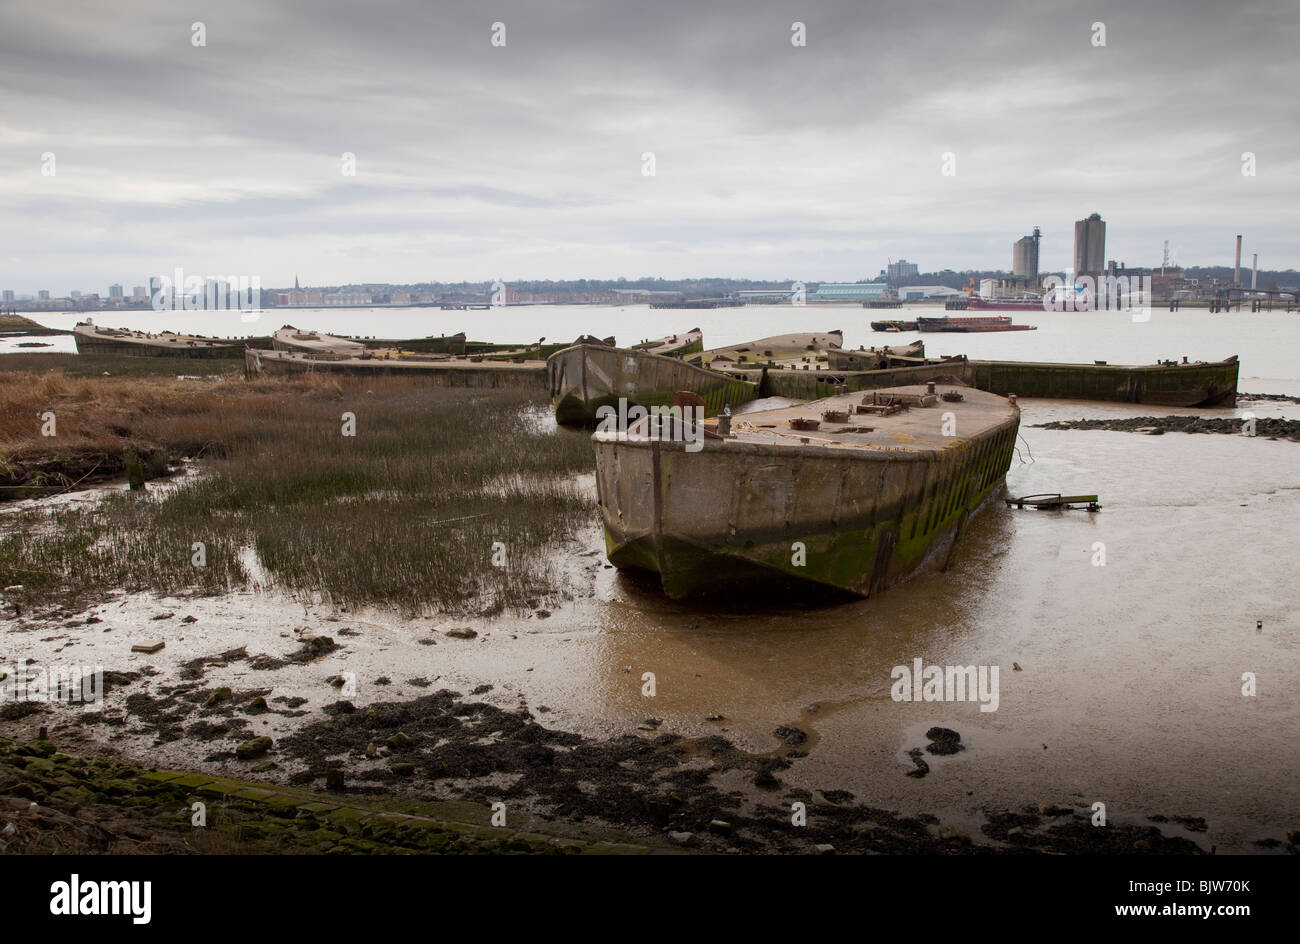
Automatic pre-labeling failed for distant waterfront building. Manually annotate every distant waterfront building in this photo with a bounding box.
[2,289,13,304]
[808,282,891,303]
[322,291,373,306]
[109,283,124,298]
[1013,227,1041,282]
[1074,213,1106,279]
[886,260,919,283]
[895,284,963,301]
[38,290,50,300]
[132,285,147,298]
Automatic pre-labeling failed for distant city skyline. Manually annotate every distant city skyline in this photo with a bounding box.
[4,220,1292,300]
[11,250,1296,308]
[3,0,1297,292]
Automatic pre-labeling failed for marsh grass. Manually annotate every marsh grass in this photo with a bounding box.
[0,370,595,614]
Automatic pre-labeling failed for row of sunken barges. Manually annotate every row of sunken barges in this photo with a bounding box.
[543,331,1236,600]
[59,315,1241,601]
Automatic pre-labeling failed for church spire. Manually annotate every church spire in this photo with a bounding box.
[294,274,301,290]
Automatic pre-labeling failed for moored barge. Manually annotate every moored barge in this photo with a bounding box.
[917,315,1037,332]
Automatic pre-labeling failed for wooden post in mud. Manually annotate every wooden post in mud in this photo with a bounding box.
[124,447,146,491]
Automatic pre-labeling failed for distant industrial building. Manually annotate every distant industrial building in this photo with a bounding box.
[808,282,890,303]
[1074,213,1106,278]
[38,290,50,300]
[2,289,13,304]
[895,285,963,301]
[1013,228,1040,282]
[886,260,919,283]
[109,284,124,298]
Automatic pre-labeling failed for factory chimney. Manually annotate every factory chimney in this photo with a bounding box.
[1252,253,1258,290]
[1234,235,1243,286]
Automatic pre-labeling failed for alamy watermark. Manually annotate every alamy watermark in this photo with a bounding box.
[1041,273,1153,319]
[151,267,260,311]
[0,663,103,706]
[891,658,999,712]
[595,397,706,453]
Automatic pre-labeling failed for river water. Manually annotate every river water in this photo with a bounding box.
[15,302,1300,391]
[11,303,1300,849]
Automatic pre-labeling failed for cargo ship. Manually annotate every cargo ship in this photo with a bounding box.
[870,319,919,332]
[917,315,1037,333]
[593,384,1021,599]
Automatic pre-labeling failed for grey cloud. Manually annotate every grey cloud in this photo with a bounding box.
[0,0,1296,291]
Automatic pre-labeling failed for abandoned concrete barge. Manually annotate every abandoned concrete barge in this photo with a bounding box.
[593,384,1020,599]
[547,339,757,426]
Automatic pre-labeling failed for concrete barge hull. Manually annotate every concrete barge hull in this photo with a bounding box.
[593,393,1020,599]
[968,358,1238,407]
[760,362,959,400]
[548,343,757,426]
[245,349,547,389]
[760,357,1239,408]
[74,326,272,358]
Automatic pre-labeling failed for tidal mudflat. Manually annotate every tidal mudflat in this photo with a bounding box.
[2,363,1297,854]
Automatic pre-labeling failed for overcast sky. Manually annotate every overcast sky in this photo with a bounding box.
[1,0,1296,293]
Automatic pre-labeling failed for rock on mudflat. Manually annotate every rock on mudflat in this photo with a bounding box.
[203,687,233,708]
[668,831,694,846]
[773,726,808,746]
[131,641,165,654]
[236,736,273,759]
[925,727,964,756]
[906,748,930,778]
[445,627,477,639]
